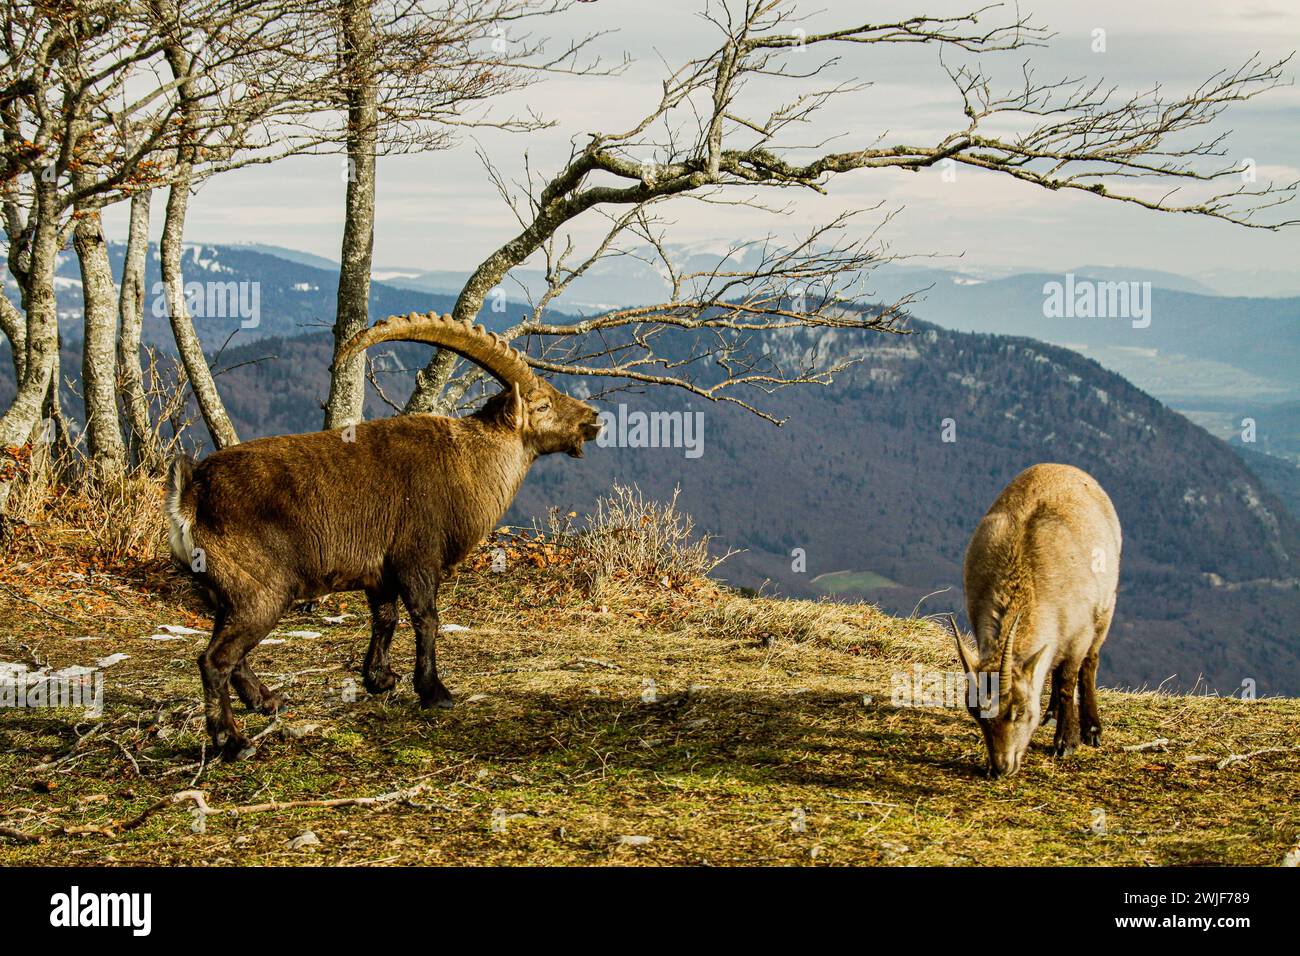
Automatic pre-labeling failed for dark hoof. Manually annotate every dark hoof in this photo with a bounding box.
[217,732,255,761]
[364,670,400,695]
[420,694,455,711]
[254,692,289,716]
[1052,741,1078,758]
[1082,726,1102,747]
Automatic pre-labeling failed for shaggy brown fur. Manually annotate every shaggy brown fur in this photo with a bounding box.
[168,316,600,758]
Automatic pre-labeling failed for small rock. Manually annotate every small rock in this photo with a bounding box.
[618,835,652,846]
[51,665,96,679]
[96,653,130,668]
[464,693,489,704]
[283,723,320,739]
[279,630,321,639]
[262,638,286,645]
[439,624,470,633]
[286,831,319,850]
[322,615,351,625]
[157,624,205,635]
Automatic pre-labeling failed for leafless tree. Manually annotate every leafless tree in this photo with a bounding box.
[0,0,179,498]
[0,0,327,517]
[400,0,1295,418]
[147,0,336,449]
[323,0,616,430]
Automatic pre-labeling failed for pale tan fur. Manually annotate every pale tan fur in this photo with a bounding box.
[957,462,1121,776]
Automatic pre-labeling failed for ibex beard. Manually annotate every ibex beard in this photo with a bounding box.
[946,463,1121,778]
[166,313,602,759]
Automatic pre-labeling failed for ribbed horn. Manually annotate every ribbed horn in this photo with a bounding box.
[335,312,537,388]
[998,612,1021,697]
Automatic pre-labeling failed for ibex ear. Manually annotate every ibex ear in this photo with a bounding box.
[1020,643,1049,681]
[945,614,977,675]
[505,382,528,432]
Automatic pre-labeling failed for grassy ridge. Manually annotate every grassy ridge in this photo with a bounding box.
[2,531,1297,867]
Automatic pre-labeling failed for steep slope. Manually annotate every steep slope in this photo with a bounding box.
[511,322,1300,695]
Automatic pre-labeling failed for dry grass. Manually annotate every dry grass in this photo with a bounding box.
[1,512,1297,866]
[4,350,189,565]
[548,482,733,595]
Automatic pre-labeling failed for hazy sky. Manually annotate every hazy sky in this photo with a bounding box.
[108,0,1300,278]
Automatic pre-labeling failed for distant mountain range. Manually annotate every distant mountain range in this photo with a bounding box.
[348,248,1300,414]
[3,242,1298,695]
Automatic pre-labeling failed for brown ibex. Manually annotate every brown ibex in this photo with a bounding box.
[944,463,1121,777]
[167,313,602,758]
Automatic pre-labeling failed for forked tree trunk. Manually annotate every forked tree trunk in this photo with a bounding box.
[153,0,239,451]
[73,206,127,478]
[0,193,60,521]
[324,0,378,431]
[160,173,239,450]
[117,190,154,462]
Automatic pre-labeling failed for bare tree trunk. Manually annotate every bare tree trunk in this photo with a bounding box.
[0,191,60,522]
[73,206,127,479]
[160,173,239,449]
[152,0,239,450]
[117,190,154,463]
[0,293,24,384]
[324,0,378,430]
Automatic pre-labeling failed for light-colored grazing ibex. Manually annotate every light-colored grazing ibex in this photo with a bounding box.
[167,313,602,759]
[944,463,1121,777]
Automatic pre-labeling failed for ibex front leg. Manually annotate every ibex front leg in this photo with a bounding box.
[363,584,401,694]
[1052,658,1083,758]
[399,570,453,710]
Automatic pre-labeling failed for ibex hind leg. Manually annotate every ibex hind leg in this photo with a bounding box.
[362,584,401,695]
[398,570,453,710]
[199,599,287,759]
[231,658,287,715]
[1080,609,1113,747]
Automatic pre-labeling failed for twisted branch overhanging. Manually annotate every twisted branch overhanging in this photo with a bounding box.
[405,0,1296,418]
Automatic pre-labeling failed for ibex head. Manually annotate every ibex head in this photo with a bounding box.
[338,312,602,457]
[946,613,1048,778]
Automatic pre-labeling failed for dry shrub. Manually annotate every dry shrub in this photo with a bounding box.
[76,471,168,563]
[554,482,734,595]
[6,432,58,525]
[5,350,193,563]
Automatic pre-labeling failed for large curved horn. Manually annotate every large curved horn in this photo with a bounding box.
[335,312,537,388]
[998,612,1021,696]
